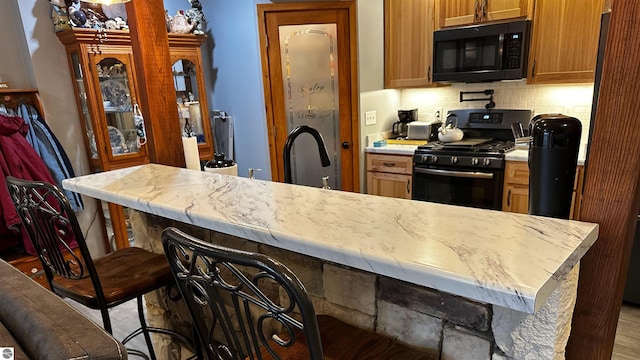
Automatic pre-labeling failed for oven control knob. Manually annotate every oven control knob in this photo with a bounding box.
[471,158,479,166]
[451,156,458,164]
[483,158,491,166]
[421,155,429,163]
[431,156,439,163]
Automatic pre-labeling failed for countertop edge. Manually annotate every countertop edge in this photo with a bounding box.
[62,164,599,314]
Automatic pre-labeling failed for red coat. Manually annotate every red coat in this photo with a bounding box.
[0,114,58,254]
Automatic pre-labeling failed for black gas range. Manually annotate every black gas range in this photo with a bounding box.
[412,109,532,210]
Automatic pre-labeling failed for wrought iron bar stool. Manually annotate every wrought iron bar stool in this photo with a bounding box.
[6,177,195,360]
[162,227,431,360]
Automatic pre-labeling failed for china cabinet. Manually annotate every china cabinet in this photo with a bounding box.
[57,28,213,249]
[169,34,214,160]
[366,153,413,199]
[438,0,531,28]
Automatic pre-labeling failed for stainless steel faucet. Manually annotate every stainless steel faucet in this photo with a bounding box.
[283,125,331,184]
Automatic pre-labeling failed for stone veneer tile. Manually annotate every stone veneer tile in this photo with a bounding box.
[441,323,491,360]
[376,300,443,352]
[210,231,259,253]
[379,276,491,331]
[492,265,580,360]
[323,264,376,315]
[309,295,375,331]
[492,353,510,360]
[132,212,211,253]
[258,245,324,298]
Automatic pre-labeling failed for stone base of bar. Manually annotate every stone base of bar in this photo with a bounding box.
[131,211,579,360]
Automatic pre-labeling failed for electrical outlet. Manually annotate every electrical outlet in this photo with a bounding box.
[365,111,377,125]
[435,107,443,122]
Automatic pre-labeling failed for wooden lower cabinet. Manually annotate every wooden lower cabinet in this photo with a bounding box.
[502,161,584,220]
[366,153,413,199]
[368,172,412,199]
[502,183,530,214]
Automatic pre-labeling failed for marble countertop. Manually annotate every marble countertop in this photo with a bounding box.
[505,147,587,166]
[368,146,587,165]
[365,144,417,155]
[63,164,598,314]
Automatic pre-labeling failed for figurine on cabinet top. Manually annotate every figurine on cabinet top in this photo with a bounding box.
[49,0,76,31]
[169,10,195,34]
[185,0,206,35]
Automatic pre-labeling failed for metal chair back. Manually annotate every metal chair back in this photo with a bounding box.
[5,176,106,304]
[162,227,324,360]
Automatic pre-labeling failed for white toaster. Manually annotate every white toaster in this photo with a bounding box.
[407,121,441,140]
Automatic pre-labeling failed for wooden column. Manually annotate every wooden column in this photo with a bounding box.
[567,2,640,358]
[126,0,185,167]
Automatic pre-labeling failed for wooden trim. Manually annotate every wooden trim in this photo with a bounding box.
[257,1,360,191]
[347,0,360,192]
[168,34,207,47]
[566,2,640,359]
[126,0,185,167]
[256,6,278,181]
[56,28,132,46]
[0,89,44,118]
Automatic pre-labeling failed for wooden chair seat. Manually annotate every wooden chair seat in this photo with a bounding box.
[258,315,432,360]
[51,247,174,308]
[163,227,432,360]
[6,177,195,359]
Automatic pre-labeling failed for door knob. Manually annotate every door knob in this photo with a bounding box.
[342,141,350,149]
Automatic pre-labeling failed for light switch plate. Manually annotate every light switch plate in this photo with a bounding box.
[365,111,377,125]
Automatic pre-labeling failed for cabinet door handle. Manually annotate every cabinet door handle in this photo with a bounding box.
[474,0,480,22]
[383,162,396,167]
[482,0,488,20]
[532,60,536,77]
[407,178,411,194]
[427,65,431,82]
[507,189,511,207]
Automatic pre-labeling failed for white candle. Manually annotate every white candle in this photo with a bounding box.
[182,136,200,171]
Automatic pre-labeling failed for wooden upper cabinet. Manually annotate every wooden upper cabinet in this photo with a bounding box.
[439,0,530,28]
[527,0,605,84]
[384,0,435,88]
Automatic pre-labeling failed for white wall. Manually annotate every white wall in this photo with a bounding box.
[179,0,272,181]
[7,0,106,255]
[357,0,401,190]
[0,1,33,87]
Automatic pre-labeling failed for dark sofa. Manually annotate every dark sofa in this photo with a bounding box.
[0,259,127,359]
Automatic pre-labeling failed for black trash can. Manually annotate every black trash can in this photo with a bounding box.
[528,114,582,219]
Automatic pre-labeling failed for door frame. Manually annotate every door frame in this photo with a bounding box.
[257,1,360,192]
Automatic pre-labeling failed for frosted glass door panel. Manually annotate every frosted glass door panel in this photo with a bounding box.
[279,24,341,189]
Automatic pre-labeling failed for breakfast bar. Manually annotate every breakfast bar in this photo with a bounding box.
[63,164,599,359]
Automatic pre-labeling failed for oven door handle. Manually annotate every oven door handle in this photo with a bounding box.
[414,167,495,179]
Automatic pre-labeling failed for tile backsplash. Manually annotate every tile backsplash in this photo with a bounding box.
[400,81,595,148]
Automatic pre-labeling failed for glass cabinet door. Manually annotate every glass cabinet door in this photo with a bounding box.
[172,59,206,144]
[70,53,99,161]
[96,57,141,159]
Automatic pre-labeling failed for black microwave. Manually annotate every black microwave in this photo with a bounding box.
[433,20,530,83]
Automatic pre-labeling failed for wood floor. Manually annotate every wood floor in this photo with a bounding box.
[613,303,640,359]
[66,298,639,359]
